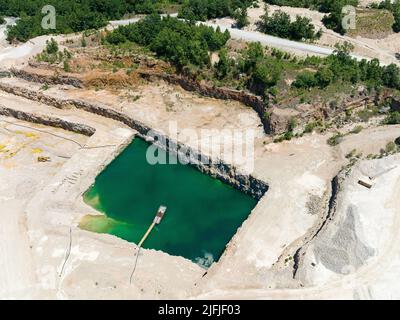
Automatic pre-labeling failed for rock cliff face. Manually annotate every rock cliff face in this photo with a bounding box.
[9,67,270,134]
[134,71,397,136]
[267,90,388,135]
[267,107,301,135]
[138,71,269,133]
[10,68,83,88]
[10,68,395,136]
[0,81,268,200]
[0,105,95,136]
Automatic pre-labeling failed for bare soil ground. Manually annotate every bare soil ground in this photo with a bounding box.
[1,12,400,299]
[0,117,88,298]
[1,72,399,299]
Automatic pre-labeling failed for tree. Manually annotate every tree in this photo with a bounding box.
[315,67,334,88]
[257,5,320,40]
[320,0,359,34]
[2,0,155,42]
[81,35,87,47]
[362,58,383,84]
[150,28,190,67]
[242,42,265,73]
[382,64,400,89]
[215,48,232,79]
[262,10,291,38]
[179,0,209,21]
[178,0,255,21]
[333,41,354,62]
[6,13,42,42]
[292,71,316,88]
[385,111,400,124]
[393,1,400,32]
[45,38,59,55]
[289,16,320,41]
[105,15,231,68]
[257,3,270,30]
[250,57,282,95]
[234,7,250,29]
[105,30,127,44]
[63,60,71,72]
[197,25,230,51]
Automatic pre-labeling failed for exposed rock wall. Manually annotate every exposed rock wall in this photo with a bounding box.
[0,81,268,199]
[10,68,83,88]
[138,71,387,136]
[139,71,269,133]
[10,68,268,130]
[0,105,95,136]
[267,93,381,135]
[8,68,398,136]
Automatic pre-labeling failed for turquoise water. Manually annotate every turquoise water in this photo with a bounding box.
[82,138,258,267]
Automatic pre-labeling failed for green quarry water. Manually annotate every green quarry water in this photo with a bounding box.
[82,138,258,268]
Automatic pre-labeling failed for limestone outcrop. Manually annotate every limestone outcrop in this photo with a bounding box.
[138,71,269,133]
[0,105,95,136]
[10,68,83,88]
[10,67,397,136]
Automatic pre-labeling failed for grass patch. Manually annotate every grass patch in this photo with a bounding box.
[327,133,344,146]
[357,106,380,122]
[303,119,325,134]
[347,8,394,38]
[350,125,363,134]
[384,111,400,124]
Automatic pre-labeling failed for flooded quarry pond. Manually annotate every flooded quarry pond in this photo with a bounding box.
[82,138,258,267]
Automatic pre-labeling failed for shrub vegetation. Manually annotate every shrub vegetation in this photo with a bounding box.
[105,14,230,68]
[0,0,181,42]
[178,0,256,21]
[257,5,322,40]
[263,0,360,35]
[292,43,400,90]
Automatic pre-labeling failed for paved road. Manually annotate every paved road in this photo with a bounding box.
[204,22,335,56]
